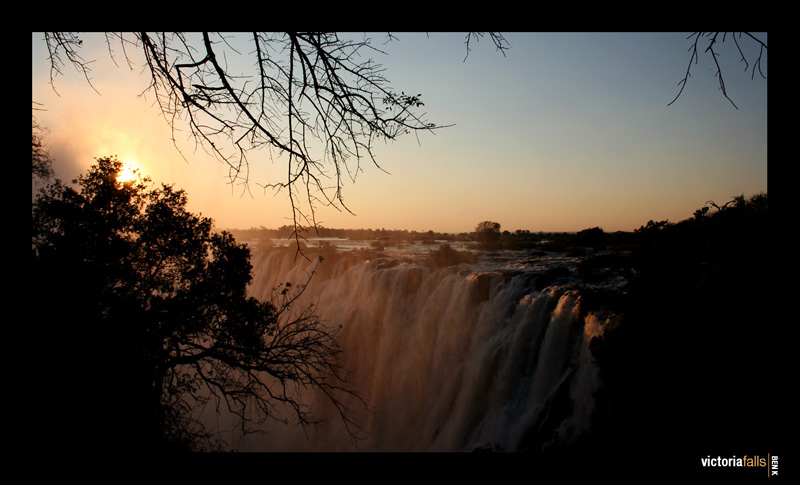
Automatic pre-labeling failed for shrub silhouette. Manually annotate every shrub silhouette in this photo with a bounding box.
[427,242,477,268]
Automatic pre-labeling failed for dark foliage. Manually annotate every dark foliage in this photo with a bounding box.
[586,193,781,467]
[574,226,606,250]
[474,221,502,249]
[426,242,478,269]
[32,157,361,453]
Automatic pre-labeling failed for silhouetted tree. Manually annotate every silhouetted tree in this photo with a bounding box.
[31,157,363,452]
[475,221,501,249]
[427,242,477,268]
[40,32,509,241]
[575,226,606,250]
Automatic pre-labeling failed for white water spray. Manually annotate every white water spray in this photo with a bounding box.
[231,243,615,452]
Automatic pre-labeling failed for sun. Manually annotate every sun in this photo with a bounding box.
[117,160,139,183]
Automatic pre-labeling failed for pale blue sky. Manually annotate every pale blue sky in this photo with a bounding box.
[32,32,768,233]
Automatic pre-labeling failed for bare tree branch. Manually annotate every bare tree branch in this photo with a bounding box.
[160,255,366,443]
[40,32,506,242]
[32,103,55,182]
[43,32,100,96]
[463,32,510,61]
[669,32,767,109]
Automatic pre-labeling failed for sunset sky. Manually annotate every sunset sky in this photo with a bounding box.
[31,32,768,234]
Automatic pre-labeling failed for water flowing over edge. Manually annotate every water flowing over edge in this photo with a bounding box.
[215,243,619,452]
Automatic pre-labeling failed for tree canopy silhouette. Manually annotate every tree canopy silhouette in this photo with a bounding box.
[475,220,501,249]
[31,157,363,452]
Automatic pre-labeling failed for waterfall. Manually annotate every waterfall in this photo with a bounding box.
[229,244,615,452]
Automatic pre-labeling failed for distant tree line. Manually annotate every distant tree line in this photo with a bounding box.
[230,222,638,253]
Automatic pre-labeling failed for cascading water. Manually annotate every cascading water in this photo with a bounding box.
[226,242,617,452]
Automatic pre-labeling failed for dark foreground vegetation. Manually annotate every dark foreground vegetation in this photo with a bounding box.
[31,158,362,455]
[565,193,780,474]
